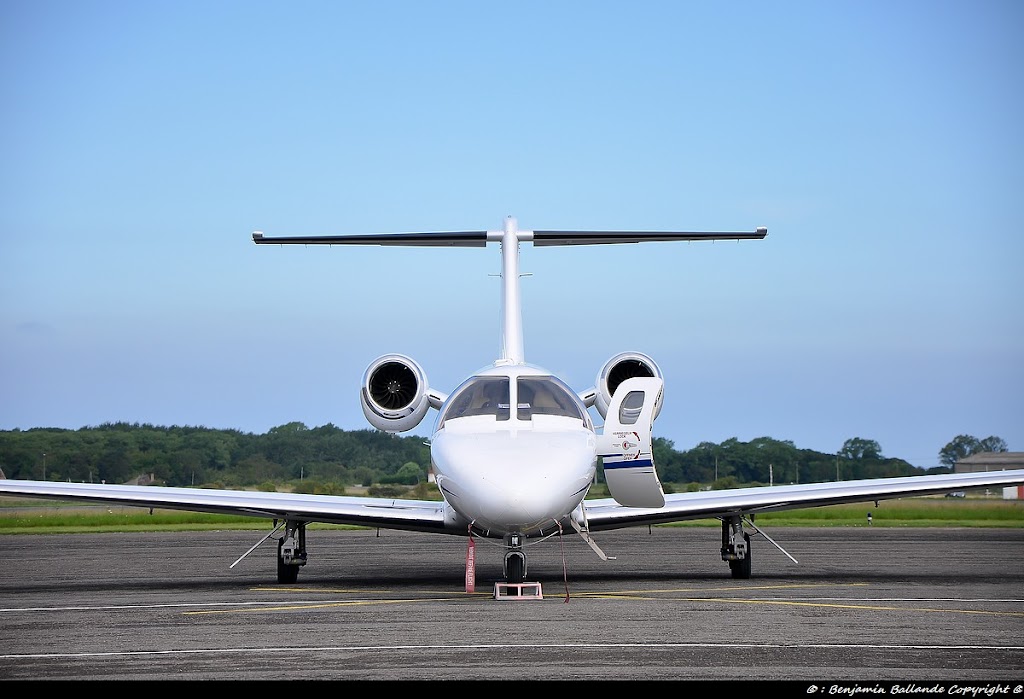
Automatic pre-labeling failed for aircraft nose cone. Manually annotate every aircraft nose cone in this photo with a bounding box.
[433,428,595,533]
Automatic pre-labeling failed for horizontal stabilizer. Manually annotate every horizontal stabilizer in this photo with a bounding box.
[253,230,489,247]
[531,228,767,246]
[252,222,767,249]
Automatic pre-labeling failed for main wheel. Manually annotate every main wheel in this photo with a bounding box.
[277,539,300,584]
[729,533,752,579]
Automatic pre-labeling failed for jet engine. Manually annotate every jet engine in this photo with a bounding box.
[592,351,663,420]
[360,354,431,433]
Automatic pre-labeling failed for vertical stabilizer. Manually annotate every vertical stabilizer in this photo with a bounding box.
[497,216,525,365]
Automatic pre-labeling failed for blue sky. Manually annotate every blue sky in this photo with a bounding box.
[2,1,1021,470]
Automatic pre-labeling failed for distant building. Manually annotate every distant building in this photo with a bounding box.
[954,452,1024,473]
[954,453,1024,500]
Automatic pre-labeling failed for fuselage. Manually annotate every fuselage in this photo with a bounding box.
[429,363,597,537]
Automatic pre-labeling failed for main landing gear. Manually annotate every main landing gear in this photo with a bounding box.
[721,516,751,579]
[277,520,307,584]
[231,519,308,583]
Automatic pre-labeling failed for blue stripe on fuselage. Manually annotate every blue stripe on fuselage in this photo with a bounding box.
[600,458,653,470]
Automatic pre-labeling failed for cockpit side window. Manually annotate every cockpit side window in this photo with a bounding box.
[516,376,586,421]
[440,377,510,426]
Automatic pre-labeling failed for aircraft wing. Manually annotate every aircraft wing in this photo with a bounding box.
[582,469,1024,530]
[0,480,452,533]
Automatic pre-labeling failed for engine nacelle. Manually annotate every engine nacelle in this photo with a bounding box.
[592,351,663,421]
[360,354,431,433]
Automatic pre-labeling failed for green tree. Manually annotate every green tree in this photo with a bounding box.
[939,434,1007,468]
[840,437,882,461]
[653,437,694,483]
[939,434,981,468]
[390,462,425,485]
[978,436,1009,453]
[0,422,934,492]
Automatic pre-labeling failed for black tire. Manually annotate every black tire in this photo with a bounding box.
[505,553,525,584]
[277,539,300,584]
[729,533,752,580]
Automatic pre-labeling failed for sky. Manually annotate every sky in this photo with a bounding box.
[1,1,1021,470]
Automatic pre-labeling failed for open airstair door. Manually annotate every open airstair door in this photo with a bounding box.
[596,376,665,508]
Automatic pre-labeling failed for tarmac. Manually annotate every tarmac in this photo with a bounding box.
[0,526,1022,687]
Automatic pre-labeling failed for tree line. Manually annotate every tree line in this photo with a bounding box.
[0,422,1008,492]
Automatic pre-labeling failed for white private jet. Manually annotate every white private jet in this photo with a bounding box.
[2,216,1023,592]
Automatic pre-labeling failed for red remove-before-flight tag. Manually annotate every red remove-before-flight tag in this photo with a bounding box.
[465,536,476,593]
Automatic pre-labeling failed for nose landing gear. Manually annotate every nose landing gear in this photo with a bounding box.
[503,533,526,583]
[494,532,543,600]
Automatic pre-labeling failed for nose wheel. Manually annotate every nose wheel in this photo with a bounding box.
[503,533,527,583]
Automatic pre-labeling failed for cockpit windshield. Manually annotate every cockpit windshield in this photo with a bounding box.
[439,374,586,427]
[516,376,586,421]
[439,377,510,425]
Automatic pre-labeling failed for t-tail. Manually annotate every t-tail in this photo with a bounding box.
[253,215,766,371]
